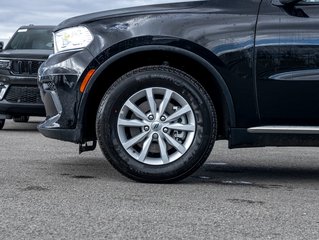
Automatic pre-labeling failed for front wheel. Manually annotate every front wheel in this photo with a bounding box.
[96,66,217,182]
[0,119,5,130]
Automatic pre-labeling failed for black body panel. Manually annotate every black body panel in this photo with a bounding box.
[38,0,319,148]
[256,0,319,125]
[39,0,261,142]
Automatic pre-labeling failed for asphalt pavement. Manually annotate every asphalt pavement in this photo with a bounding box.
[1,117,319,239]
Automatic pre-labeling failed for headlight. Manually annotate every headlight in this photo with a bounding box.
[0,60,11,70]
[54,26,93,53]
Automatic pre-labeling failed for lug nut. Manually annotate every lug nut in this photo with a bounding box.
[144,126,150,131]
[153,133,159,139]
[160,116,166,121]
[148,115,154,121]
[163,127,168,133]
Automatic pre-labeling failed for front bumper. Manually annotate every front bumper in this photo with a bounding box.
[38,120,83,143]
[37,49,95,143]
[0,100,44,117]
[0,74,45,117]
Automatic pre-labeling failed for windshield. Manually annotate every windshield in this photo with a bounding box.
[5,28,53,50]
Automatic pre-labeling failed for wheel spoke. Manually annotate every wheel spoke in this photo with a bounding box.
[118,119,145,128]
[167,123,195,132]
[165,105,192,123]
[125,100,149,121]
[138,135,153,162]
[163,133,187,154]
[158,135,169,164]
[146,88,157,117]
[158,89,173,116]
[123,131,149,150]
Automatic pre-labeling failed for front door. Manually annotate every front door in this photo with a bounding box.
[256,0,319,125]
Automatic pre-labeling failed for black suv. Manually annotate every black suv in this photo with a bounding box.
[38,0,319,182]
[0,25,54,129]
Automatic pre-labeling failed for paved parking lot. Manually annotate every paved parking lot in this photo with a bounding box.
[1,117,319,239]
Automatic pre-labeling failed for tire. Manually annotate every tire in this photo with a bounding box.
[0,119,5,130]
[96,66,217,183]
[13,116,29,123]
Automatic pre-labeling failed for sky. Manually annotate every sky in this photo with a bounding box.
[0,0,192,45]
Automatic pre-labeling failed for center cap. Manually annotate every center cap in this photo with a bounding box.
[151,122,162,131]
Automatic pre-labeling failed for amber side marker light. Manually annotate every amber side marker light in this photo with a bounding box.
[80,69,96,93]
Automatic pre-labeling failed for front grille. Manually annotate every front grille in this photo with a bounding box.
[11,60,43,75]
[5,85,42,104]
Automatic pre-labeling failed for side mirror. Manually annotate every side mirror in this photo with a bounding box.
[274,0,309,17]
[0,42,3,52]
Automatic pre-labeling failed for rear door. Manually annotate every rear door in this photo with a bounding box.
[256,0,319,125]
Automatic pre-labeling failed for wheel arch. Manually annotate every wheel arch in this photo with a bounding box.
[78,37,236,142]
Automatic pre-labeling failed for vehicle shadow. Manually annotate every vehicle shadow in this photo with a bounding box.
[49,154,319,188]
[186,162,319,189]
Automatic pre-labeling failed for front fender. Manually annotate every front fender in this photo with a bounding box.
[77,37,235,131]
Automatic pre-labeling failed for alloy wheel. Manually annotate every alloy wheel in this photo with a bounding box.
[117,87,196,165]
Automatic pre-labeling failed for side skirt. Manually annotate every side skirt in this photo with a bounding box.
[229,126,319,149]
